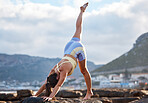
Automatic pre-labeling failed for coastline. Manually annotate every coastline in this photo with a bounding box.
[1,88,148,103]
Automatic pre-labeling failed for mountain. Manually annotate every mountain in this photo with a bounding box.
[0,53,101,82]
[93,32,148,74]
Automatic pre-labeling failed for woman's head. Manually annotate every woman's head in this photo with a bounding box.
[47,73,59,87]
[45,73,59,96]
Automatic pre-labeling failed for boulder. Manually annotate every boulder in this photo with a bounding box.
[21,97,44,103]
[100,97,112,103]
[21,97,61,103]
[129,97,148,103]
[17,89,33,99]
[4,101,20,103]
[129,90,146,97]
[57,97,102,103]
[82,98,103,103]
[79,88,145,97]
[0,101,6,103]
[111,97,140,103]
[0,94,7,100]
[0,93,17,101]
[92,88,129,97]
[6,93,18,100]
[56,90,83,98]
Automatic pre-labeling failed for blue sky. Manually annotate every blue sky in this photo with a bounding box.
[0,0,148,64]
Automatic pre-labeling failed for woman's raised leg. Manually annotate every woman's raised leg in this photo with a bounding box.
[73,2,88,39]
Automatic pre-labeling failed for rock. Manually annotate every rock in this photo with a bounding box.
[80,88,144,97]
[82,98,102,103]
[21,97,60,103]
[1,101,20,103]
[2,89,148,103]
[129,97,148,103]
[21,97,44,103]
[56,90,83,98]
[0,94,7,100]
[93,88,129,97]
[72,98,82,103]
[100,97,112,103]
[9,101,20,103]
[60,100,69,103]
[111,97,140,103]
[7,93,18,100]
[0,101,6,103]
[0,93,17,101]
[129,90,146,97]
[17,89,33,99]
[57,97,102,103]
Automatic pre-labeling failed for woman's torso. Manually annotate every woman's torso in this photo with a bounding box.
[53,37,86,75]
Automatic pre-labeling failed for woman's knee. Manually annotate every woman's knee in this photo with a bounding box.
[80,68,88,75]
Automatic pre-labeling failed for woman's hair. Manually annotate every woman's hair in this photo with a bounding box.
[45,73,59,97]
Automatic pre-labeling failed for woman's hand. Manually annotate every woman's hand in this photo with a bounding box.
[42,96,52,101]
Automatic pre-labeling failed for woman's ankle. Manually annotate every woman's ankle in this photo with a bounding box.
[87,90,93,95]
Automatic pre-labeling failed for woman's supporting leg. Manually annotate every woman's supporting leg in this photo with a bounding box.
[73,3,88,40]
[78,59,93,99]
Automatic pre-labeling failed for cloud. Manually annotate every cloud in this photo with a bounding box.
[83,0,148,64]
[0,0,148,64]
[92,0,102,2]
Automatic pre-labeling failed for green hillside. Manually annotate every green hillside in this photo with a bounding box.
[94,32,148,73]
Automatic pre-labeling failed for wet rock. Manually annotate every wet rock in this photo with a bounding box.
[17,89,33,99]
[56,90,83,98]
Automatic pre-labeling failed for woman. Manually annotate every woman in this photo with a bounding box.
[33,2,93,101]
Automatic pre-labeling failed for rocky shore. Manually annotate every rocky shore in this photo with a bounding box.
[0,88,148,103]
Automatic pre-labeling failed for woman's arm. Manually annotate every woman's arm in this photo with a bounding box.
[34,66,56,97]
[49,70,67,98]
[43,70,67,101]
[34,83,46,96]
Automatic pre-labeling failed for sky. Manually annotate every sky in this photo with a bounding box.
[0,0,148,65]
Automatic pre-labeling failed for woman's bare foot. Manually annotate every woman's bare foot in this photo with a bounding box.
[83,92,93,100]
[80,2,88,12]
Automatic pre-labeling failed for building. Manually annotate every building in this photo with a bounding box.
[131,73,148,80]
